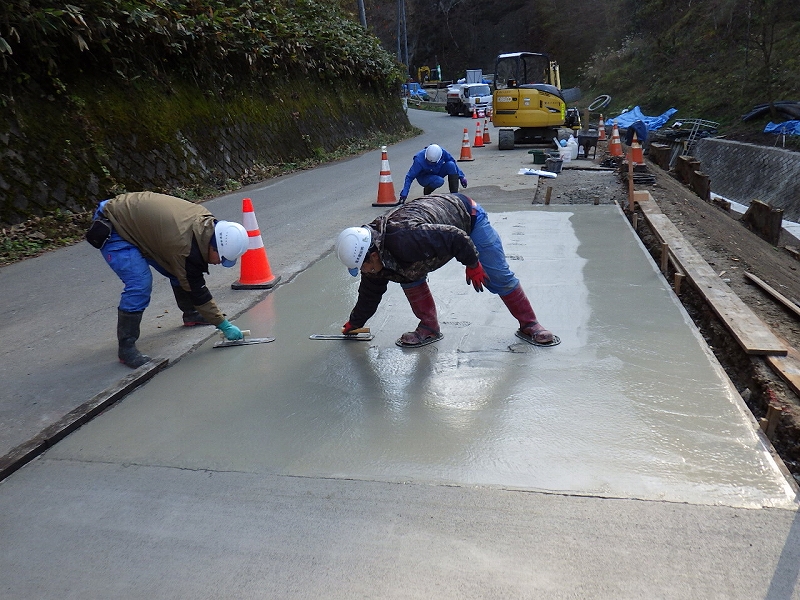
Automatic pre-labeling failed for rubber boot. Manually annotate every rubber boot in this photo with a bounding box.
[500,284,554,344]
[172,285,212,326]
[400,282,441,345]
[117,309,151,368]
[423,185,436,195]
[448,174,460,193]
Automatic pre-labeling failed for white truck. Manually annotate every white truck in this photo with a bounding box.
[446,69,493,117]
[445,82,493,117]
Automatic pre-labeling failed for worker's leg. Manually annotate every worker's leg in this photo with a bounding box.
[171,285,212,326]
[145,259,212,327]
[468,204,553,343]
[398,279,442,346]
[417,173,445,196]
[101,233,153,367]
[447,174,460,193]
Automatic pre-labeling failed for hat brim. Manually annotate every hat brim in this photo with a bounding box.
[221,257,237,268]
[348,267,359,277]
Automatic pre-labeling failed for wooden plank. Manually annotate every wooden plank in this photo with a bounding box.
[637,199,787,356]
[766,341,800,398]
[744,271,800,321]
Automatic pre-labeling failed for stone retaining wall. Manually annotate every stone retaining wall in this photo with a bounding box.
[694,138,800,221]
[0,77,410,225]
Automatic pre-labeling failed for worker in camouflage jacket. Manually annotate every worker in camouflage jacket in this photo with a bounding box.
[335,193,555,347]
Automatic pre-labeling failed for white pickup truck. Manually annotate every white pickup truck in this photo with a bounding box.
[446,83,493,117]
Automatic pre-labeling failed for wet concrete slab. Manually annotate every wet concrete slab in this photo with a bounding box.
[48,205,797,508]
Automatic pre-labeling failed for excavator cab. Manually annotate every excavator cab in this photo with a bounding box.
[492,52,567,149]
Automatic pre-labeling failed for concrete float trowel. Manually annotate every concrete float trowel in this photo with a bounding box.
[309,327,374,341]
[213,329,275,349]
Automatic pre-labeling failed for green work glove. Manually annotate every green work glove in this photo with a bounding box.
[217,319,243,341]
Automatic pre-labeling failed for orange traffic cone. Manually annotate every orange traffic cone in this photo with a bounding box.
[372,145,399,207]
[608,123,623,157]
[482,118,492,144]
[232,198,280,289]
[472,106,478,119]
[457,128,474,162]
[630,131,644,164]
[473,119,484,148]
[598,114,607,141]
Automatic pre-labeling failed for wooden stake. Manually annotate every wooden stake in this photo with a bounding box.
[674,273,684,295]
[545,186,552,206]
[760,403,782,439]
[660,242,669,274]
[627,156,634,212]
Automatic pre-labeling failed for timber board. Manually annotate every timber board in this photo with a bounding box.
[637,200,787,356]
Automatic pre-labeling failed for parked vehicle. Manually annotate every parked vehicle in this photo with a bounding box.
[402,82,430,102]
[492,52,579,149]
[446,83,493,117]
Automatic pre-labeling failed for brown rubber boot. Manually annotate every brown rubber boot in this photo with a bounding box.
[399,282,442,346]
[500,285,554,344]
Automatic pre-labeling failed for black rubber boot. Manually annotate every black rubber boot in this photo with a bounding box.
[172,285,212,326]
[448,174,460,193]
[117,309,151,368]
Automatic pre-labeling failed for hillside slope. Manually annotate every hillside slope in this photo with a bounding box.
[364,0,800,132]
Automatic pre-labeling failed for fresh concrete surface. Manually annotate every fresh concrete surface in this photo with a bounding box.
[46,207,796,508]
[1,110,799,599]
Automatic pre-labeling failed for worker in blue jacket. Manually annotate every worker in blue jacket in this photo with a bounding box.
[398,144,467,203]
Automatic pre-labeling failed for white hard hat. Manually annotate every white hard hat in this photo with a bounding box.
[336,226,371,276]
[424,144,442,163]
[214,221,249,267]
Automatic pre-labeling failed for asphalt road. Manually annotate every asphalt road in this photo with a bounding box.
[1,109,799,599]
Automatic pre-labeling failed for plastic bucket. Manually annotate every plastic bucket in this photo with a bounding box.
[530,150,547,164]
[545,158,563,173]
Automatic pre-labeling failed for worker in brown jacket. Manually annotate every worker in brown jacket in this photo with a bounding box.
[87,192,250,368]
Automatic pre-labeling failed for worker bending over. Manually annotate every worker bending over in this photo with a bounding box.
[399,144,467,204]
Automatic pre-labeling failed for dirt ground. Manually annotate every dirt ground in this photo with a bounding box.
[536,148,800,483]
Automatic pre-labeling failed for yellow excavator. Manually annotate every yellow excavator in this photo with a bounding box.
[417,65,441,88]
[492,52,579,150]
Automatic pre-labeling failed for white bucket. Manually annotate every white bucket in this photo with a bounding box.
[559,147,572,162]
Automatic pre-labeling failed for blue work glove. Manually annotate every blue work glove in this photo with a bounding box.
[460,176,468,188]
[399,195,407,204]
[465,262,489,292]
[217,319,243,341]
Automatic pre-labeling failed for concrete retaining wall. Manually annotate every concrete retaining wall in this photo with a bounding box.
[694,138,800,221]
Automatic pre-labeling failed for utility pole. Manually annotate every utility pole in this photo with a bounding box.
[397,0,409,77]
[356,0,366,28]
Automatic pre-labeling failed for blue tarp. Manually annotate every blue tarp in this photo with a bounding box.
[764,121,800,136]
[608,106,678,131]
